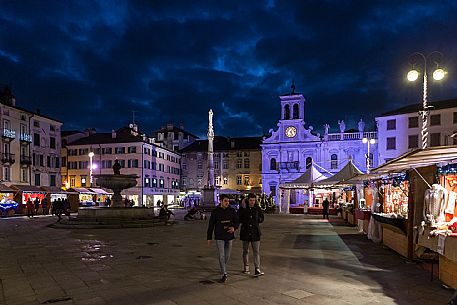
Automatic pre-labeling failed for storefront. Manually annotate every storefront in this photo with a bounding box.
[0,184,18,216]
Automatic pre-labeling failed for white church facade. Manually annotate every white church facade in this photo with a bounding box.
[261,86,379,205]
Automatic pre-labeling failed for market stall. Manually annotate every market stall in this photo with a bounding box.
[11,185,46,214]
[313,160,363,223]
[0,184,18,217]
[368,146,457,288]
[278,163,328,214]
[69,187,96,207]
[89,188,113,206]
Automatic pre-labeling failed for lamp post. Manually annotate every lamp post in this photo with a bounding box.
[88,152,94,187]
[362,138,375,173]
[407,52,446,149]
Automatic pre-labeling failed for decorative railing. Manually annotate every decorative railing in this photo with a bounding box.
[2,128,16,139]
[327,131,377,141]
[20,133,33,142]
[279,161,299,170]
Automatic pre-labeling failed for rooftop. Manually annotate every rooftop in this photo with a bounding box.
[179,136,262,152]
[379,98,457,117]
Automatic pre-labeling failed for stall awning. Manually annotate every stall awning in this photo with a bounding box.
[10,184,45,193]
[0,184,16,193]
[370,146,457,174]
[70,187,96,194]
[313,160,363,187]
[89,188,113,195]
[280,164,328,189]
[40,186,77,195]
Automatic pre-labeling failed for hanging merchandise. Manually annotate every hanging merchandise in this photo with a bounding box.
[423,184,447,226]
[383,181,408,217]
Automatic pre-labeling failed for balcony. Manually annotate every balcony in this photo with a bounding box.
[2,128,16,140]
[1,153,15,164]
[279,161,299,171]
[20,133,33,143]
[20,155,32,166]
[327,131,377,141]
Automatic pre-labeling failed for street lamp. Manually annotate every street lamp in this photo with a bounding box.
[88,152,94,187]
[362,138,375,173]
[407,52,446,149]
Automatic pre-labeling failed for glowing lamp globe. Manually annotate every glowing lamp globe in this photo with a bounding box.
[407,70,419,81]
[432,68,445,81]
[362,138,368,143]
[370,139,376,144]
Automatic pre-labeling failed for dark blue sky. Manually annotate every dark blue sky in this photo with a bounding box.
[1,1,457,138]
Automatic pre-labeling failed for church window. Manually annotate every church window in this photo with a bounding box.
[270,158,277,170]
[284,105,290,120]
[306,157,312,169]
[293,104,299,119]
[331,154,338,169]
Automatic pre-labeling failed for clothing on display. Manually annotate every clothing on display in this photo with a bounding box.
[423,184,447,225]
[445,190,456,215]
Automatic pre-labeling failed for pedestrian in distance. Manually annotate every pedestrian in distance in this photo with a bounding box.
[26,198,34,218]
[41,197,48,215]
[55,198,63,222]
[34,197,40,215]
[207,194,239,283]
[322,197,330,219]
[238,193,265,276]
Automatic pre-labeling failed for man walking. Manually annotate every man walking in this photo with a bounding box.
[207,194,239,283]
[322,197,330,219]
[238,193,265,276]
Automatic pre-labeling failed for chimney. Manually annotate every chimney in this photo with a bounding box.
[111,130,116,139]
[36,108,41,115]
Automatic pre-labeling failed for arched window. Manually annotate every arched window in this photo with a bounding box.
[284,105,290,120]
[306,157,312,169]
[331,154,338,169]
[293,103,299,119]
[270,158,277,170]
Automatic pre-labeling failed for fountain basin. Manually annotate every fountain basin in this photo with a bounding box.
[94,174,138,208]
[78,207,154,219]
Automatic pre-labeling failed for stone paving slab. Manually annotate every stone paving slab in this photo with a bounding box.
[0,214,454,305]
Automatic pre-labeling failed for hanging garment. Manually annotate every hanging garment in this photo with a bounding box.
[423,184,448,224]
[445,190,456,215]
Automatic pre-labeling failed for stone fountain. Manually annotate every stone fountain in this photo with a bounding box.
[76,160,154,221]
[94,159,138,207]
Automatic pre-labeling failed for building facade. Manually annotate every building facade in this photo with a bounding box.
[376,99,457,164]
[153,123,198,152]
[180,136,262,194]
[262,89,378,205]
[0,86,62,188]
[62,124,181,206]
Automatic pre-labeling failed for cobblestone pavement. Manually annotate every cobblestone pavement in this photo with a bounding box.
[0,213,454,305]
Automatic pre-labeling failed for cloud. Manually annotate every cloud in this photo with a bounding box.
[0,0,457,138]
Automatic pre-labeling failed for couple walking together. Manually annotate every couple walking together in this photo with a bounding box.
[207,193,264,283]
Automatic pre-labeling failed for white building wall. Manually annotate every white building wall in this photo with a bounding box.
[376,106,457,163]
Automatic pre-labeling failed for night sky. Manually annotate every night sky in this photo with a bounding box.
[1,1,457,138]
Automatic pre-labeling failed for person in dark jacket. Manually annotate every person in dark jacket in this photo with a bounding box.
[238,193,265,276]
[207,194,239,283]
[322,198,330,219]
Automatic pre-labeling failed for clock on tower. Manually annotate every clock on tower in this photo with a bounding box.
[285,126,297,138]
